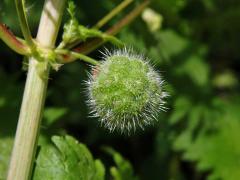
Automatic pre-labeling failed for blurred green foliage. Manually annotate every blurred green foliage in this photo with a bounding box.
[0,0,240,179]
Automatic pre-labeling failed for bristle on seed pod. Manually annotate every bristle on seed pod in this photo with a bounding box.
[86,48,168,134]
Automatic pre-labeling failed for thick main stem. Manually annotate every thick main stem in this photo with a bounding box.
[7,0,66,180]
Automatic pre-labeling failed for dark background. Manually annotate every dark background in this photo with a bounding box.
[1,0,240,179]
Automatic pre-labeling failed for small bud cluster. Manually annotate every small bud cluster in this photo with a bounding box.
[86,49,167,133]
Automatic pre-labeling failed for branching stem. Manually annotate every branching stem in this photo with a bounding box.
[62,0,150,63]
[0,24,30,55]
[15,0,36,51]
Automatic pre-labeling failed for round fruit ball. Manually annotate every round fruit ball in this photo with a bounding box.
[87,49,167,133]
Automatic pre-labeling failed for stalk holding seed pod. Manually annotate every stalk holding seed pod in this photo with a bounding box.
[87,48,167,133]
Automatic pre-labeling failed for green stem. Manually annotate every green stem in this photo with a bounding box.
[70,51,99,65]
[106,0,150,35]
[94,0,133,29]
[56,49,99,65]
[7,0,66,180]
[15,0,36,50]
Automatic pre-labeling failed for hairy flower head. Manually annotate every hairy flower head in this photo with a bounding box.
[87,49,167,133]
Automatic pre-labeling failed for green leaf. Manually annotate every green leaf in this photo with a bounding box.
[94,160,105,180]
[33,135,105,180]
[174,100,240,180]
[156,30,189,62]
[0,137,14,180]
[104,147,139,180]
[43,107,68,127]
[175,53,210,87]
[173,104,206,152]
[169,96,191,125]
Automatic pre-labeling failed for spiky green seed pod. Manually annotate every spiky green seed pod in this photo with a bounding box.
[87,49,167,133]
